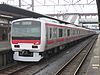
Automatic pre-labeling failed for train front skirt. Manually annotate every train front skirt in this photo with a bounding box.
[13,52,43,62]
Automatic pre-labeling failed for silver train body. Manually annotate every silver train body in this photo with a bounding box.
[11,18,95,62]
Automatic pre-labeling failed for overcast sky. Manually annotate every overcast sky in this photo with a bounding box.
[0,0,98,29]
[0,0,98,14]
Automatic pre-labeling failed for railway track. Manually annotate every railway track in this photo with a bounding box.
[55,35,97,75]
[0,35,97,75]
[31,36,98,75]
[0,62,35,75]
[0,60,50,75]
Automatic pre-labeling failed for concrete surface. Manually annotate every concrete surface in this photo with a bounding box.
[86,35,100,75]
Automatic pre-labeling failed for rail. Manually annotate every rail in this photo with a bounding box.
[55,35,97,75]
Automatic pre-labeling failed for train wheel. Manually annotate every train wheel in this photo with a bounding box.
[59,45,65,50]
[53,47,58,53]
[43,52,49,59]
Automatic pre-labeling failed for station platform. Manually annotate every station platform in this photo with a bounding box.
[0,41,13,68]
[0,41,11,51]
[86,34,100,75]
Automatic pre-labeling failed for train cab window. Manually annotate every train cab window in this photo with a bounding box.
[67,29,70,36]
[59,29,63,37]
[12,20,41,40]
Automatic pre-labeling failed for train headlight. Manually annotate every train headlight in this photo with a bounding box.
[14,45,20,48]
[32,45,38,48]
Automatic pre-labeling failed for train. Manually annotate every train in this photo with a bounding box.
[10,18,95,62]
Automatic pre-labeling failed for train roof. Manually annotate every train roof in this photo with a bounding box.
[12,18,90,31]
[12,18,42,23]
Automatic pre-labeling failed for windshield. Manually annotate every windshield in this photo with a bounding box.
[12,20,41,40]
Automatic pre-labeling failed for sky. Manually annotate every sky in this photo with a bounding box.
[0,0,98,29]
[0,0,98,14]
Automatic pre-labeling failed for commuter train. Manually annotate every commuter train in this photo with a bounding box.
[11,18,95,62]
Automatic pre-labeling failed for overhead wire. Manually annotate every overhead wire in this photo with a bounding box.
[64,0,69,3]
[63,0,70,13]
[74,0,81,4]
[69,0,78,13]
[35,0,43,5]
[49,0,57,5]
[88,0,95,4]
[9,0,96,14]
[72,0,84,13]
[22,0,31,6]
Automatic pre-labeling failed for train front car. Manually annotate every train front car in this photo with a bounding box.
[11,18,46,62]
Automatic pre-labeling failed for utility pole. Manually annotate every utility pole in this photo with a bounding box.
[87,0,88,4]
[44,0,46,5]
[19,0,21,7]
[58,0,59,5]
[32,0,34,11]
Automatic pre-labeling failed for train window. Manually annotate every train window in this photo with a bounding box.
[78,30,80,34]
[77,30,78,34]
[12,20,41,38]
[50,28,52,39]
[64,28,66,36]
[59,29,63,37]
[46,26,48,40]
[66,29,68,36]
[53,28,57,38]
[75,30,76,35]
[73,30,75,35]
[67,29,70,36]
[75,30,77,35]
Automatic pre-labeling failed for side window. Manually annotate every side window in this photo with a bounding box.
[77,30,78,35]
[64,28,66,36]
[53,28,57,38]
[59,28,63,37]
[50,28,52,39]
[78,30,80,34]
[74,30,76,35]
[48,27,52,39]
[46,26,48,40]
[73,30,75,35]
[67,29,70,36]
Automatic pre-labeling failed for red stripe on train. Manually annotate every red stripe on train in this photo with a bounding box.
[47,38,65,45]
[57,38,65,42]
[12,40,40,45]
[47,40,55,44]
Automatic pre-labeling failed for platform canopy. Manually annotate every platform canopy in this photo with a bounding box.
[0,4,69,24]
